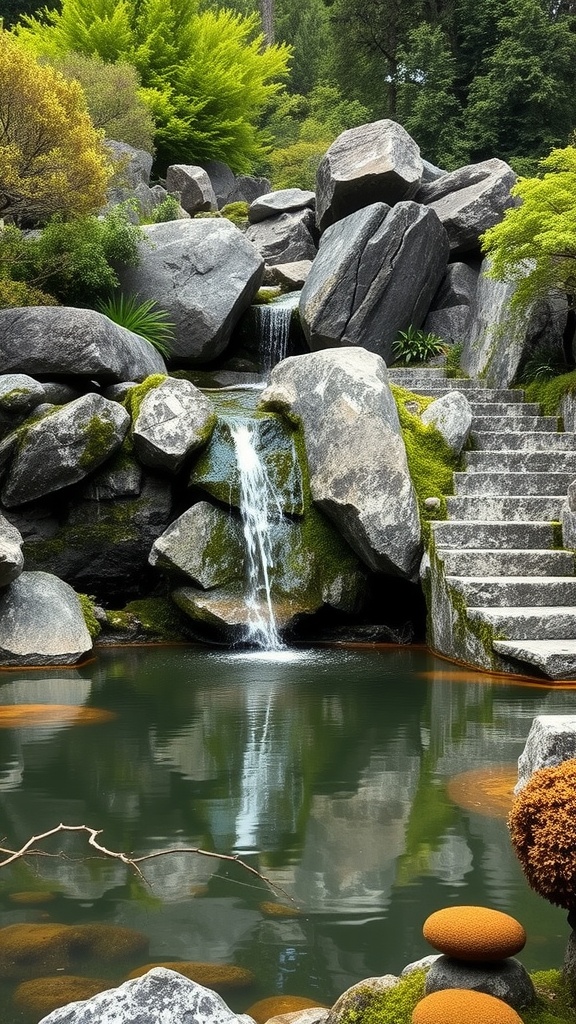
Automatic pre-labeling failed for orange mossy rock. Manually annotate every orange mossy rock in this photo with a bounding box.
[13,975,112,1015]
[508,758,576,910]
[412,988,523,1023]
[422,906,526,961]
[248,996,329,1024]
[69,923,148,961]
[8,890,56,905]
[259,901,302,918]
[0,923,74,978]
[127,961,255,990]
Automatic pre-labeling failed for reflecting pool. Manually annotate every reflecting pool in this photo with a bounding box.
[0,644,573,1022]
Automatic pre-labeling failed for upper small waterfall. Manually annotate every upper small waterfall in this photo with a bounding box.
[256,292,301,375]
[229,419,285,650]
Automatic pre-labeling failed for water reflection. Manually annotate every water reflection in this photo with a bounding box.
[0,646,572,1022]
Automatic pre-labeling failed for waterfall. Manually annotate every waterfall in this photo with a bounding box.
[229,419,284,650]
[257,292,301,375]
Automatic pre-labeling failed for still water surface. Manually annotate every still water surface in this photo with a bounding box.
[0,644,573,1021]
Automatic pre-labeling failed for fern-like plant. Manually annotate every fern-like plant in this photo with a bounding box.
[393,326,447,365]
[97,293,174,357]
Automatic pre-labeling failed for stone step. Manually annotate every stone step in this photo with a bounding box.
[468,402,541,416]
[446,575,576,606]
[431,520,558,549]
[446,495,564,521]
[453,471,574,496]
[438,549,574,576]
[471,415,558,432]
[405,386,525,402]
[463,451,576,473]
[471,431,576,451]
[468,606,576,640]
[492,639,576,680]
[387,367,447,379]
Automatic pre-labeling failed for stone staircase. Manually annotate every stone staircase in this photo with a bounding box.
[388,365,576,681]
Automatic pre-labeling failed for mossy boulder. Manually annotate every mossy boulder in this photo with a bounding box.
[150,501,245,588]
[14,976,112,1016]
[131,377,216,472]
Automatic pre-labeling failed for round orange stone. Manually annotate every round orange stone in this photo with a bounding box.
[412,989,523,1024]
[422,906,526,961]
[247,996,327,1024]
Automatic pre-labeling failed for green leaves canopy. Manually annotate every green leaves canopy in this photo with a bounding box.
[14,0,291,171]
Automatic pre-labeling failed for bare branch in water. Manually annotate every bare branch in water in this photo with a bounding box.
[0,823,295,902]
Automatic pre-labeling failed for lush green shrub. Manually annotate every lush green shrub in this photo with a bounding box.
[97,293,174,355]
[268,139,328,190]
[15,0,291,173]
[0,279,58,308]
[0,207,142,305]
[0,29,112,226]
[151,195,182,223]
[220,201,249,227]
[393,326,447,365]
[54,52,156,153]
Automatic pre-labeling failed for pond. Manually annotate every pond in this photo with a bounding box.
[0,643,572,1022]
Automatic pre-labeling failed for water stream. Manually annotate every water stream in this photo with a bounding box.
[256,292,301,375]
[229,419,284,650]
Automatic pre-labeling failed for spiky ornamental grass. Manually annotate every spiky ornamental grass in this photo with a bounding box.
[97,293,175,357]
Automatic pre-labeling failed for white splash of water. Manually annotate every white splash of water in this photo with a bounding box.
[230,419,284,650]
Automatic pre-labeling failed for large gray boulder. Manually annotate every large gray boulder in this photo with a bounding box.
[515,715,576,794]
[299,202,449,364]
[246,209,317,266]
[0,374,45,416]
[2,394,130,507]
[425,956,535,1010]
[432,262,479,310]
[416,158,517,253]
[227,174,271,205]
[198,160,236,207]
[260,348,422,578]
[165,164,218,214]
[249,189,315,223]
[37,967,249,1024]
[0,571,91,667]
[316,120,423,232]
[150,501,244,588]
[105,140,153,187]
[117,220,264,364]
[132,378,216,472]
[0,512,23,586]
[422,306,470,345]
[461,258,566,386]
[0,308,166,383]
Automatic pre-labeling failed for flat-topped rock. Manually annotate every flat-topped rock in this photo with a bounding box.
[249,189,315,223]
[494,640,576,680]
[515,715,576,792]
[416,158,517,253]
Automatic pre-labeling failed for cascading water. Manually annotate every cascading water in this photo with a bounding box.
[229,418,285,650]
[256,292,301,375]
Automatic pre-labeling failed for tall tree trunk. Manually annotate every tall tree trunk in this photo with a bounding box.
[260,0,274,45]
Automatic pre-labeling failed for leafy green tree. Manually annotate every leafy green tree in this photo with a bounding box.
[0,29,112,225]
[482,145,576,315]
[55,53,155,152]
[14,0,291,172]
[275,0,331,94]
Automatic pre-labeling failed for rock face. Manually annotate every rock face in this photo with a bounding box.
[117,220,264,364]
[462,258,566,386]
[249,189,315,223]
[0,513,23,586]
[433,262,479,310]
[421,391,472,455]
[246,209,317,266]
[260,348,422,579]
[424,957,535,1011]
[515,715,576,794]
[0,308,167,383]
[316,120,423,232]
[299,202,449,364]
[265,261,313,290]
[2,395,130,507]
[105,140,153,187]
[0,571,91,667]
[416,158,517,253]
[37,967,248,1024]
[422,306,470,345]
[150,502,245,589]
[132,378,216,472]
[165,164,218,214]
[198,160,236,207]
[562,480,576,548]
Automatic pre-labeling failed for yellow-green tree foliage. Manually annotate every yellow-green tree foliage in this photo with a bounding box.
[14,0,291,173]
[0,31,112,225]
[482,145,576,312]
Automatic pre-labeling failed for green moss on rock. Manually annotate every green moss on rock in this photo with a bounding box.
[336,970,426,1024]
[524,371,576,417]
[123,374,168,425]
[77,593,101,641]
[78,415,117,469]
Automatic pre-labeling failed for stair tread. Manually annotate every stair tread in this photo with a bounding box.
[492,639,576,680]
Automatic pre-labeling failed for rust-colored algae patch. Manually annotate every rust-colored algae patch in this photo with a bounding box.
[248,997,328,1023]
[69,924,149,962]
[8,891,56,905]
[14,975,112,1015]
[0,705,115,727]
[446,765,518,818]
[127,961,255,990]
[259,901,302,918]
